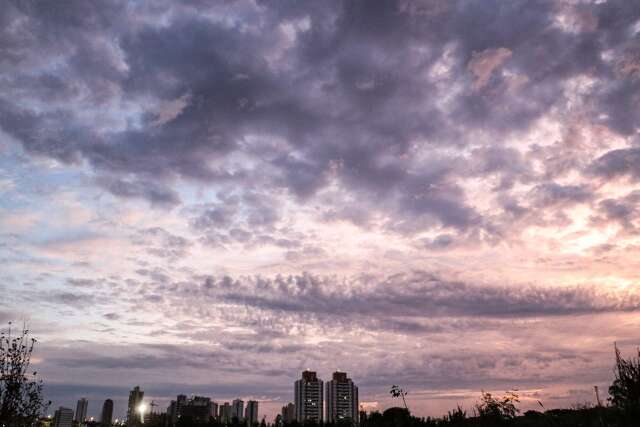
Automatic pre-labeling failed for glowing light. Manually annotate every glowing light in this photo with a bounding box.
[137,403,148,423]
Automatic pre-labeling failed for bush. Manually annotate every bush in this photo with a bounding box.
[0,323,49,427]
[609,344,640,413]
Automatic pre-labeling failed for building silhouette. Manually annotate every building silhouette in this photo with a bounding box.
[167,394,187,427]
[101,399,114,427]
[219,402,232,424]
[53,407,74,427]
[126,386,144,427]
[180,396,214,424]
[326,371,359,423]
[245,400,259,426]
[75,398,88,423]
[294,370,323,423]
[232,399,244,421]
[211,401,219,420]
[281,403,295,423]
[167,401,177,427]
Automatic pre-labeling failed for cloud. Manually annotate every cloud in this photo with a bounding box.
[134,227,191,259]
[529,183,593,208]
[192,271,640,320]
[48,291,97,308]
[589,148,640,181]
[592,191,640,232]
[96,177,181,207]
[467,47,512,90]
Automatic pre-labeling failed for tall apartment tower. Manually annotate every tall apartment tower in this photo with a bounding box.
[53,407,74,427]
[326,371,359,423]
[232,399,244,421]
[294,370,323,423]
[75,398,88,423]
[245,401,259,426]
[126,386,144,427]
[101,399,114,427]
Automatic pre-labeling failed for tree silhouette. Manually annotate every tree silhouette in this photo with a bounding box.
[475,390,519,424]
[445,405,466,425]
[389,386,408,411]
[609,343,640,416]
[0,322,49,426]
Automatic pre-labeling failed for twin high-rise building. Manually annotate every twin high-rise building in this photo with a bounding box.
[293,370,359,424]
[75,398,88,423]
[294,370,324,423]
[326,372,359,423]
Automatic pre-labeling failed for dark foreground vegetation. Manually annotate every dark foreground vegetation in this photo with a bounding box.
[357,401,636,427]
[1,324,49,427]
[2,324,640,426]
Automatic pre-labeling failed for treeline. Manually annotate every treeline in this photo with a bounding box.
[355,404,635,427]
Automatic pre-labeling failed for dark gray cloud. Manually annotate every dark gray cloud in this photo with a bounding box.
[529,182,593,208]
[96,177,181,207]
[49,291,97,308]
[133,227,192,259]
[589,148,640,182]
[3,0,638,240]
[103,312,120,321]
[189,271,640,320]
[592,191,640,232]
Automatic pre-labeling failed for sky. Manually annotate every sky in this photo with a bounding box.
[1,0,640,421]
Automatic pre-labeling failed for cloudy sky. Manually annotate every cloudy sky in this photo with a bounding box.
[2,0,640,421]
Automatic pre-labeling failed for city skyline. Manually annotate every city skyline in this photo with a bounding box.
[2,0,640,422]
[46,371,358,424]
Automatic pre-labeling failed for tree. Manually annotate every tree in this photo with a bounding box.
[0,323,49,427]
[475,390,519,424]
[389,386,408,411]
[609,343,640,414]
[381,408,410,427]
[445,405,466,425]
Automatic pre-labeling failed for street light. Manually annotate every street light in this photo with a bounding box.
[137,403,148,423]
